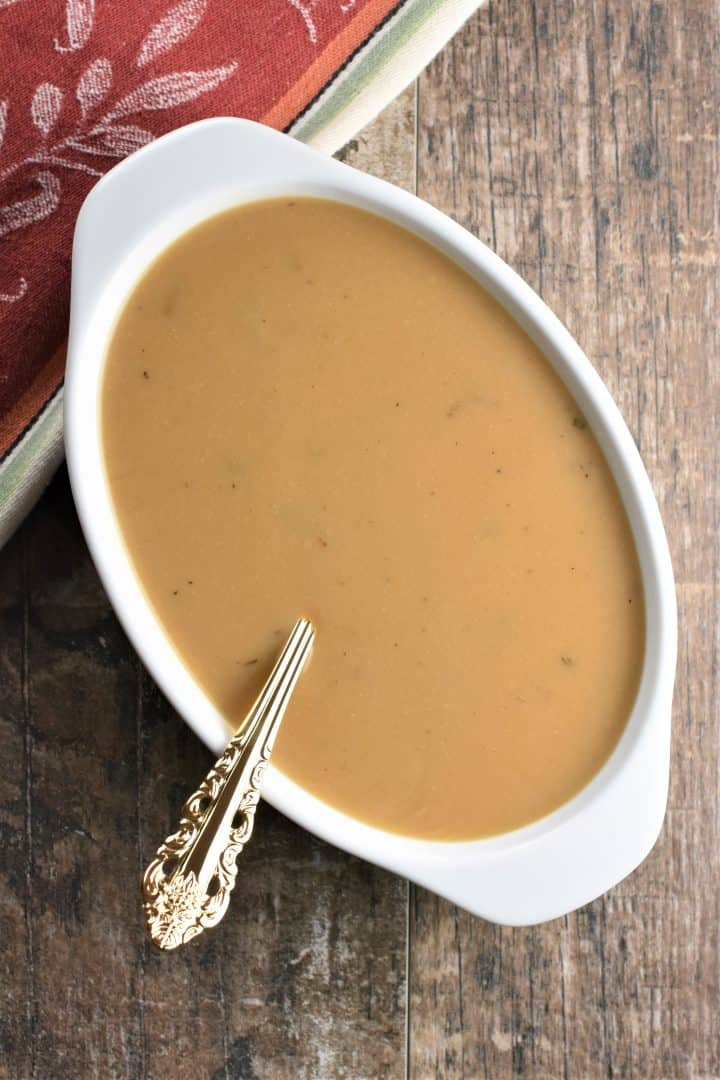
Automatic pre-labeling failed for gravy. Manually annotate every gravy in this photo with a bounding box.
[102,198,644,840]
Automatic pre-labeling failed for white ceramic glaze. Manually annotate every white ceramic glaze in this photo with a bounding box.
[65,118,677,925]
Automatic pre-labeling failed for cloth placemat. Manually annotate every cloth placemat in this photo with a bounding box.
[0,0,480,546]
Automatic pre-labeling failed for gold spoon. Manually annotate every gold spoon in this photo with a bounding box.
[142,618,315,951]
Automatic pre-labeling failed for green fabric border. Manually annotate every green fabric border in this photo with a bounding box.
[290,0,445,145]
[0,390,63,542]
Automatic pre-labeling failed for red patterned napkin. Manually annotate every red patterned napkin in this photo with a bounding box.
[0,0,479,541]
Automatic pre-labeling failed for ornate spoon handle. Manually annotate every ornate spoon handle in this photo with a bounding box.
[142,618,315,950]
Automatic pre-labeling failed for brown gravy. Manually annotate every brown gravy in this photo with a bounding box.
[101,198,644,840]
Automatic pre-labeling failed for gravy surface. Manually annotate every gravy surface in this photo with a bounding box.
[102,198,644,840]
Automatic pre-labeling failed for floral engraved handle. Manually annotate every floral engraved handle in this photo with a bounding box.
[142,618,315,951]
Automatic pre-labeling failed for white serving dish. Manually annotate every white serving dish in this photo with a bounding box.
[65,118,677,925]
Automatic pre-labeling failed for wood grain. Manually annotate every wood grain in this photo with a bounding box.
[1,0,718,1075]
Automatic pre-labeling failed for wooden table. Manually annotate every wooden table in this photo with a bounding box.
[1,0,717,1075]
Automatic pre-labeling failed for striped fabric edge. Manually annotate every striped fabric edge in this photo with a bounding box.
[289,0,481,150]
[0,0,481,544]
[0,385,64,547]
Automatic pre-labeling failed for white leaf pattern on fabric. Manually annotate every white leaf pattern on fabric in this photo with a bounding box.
[0,171,61,239]
[31,84,63,137]
[0,277,28,303]
[69,124,154,157]
[286,0,318,44]
[76,58,112,117]
[136,0,208,68]
[0,0,23,8]
[103,63,237,121]
[0,10,241,318]
[55,0,95,53]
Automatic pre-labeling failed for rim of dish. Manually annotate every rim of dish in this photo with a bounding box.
[65,119,677,861]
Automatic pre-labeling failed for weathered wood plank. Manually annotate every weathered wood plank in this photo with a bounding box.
[19,476,144,1075]
[336,85,417,192]
[0,531,32,1079]
[410,0,719,1075]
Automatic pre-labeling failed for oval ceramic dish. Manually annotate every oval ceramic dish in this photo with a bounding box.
[65,118,677,925]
